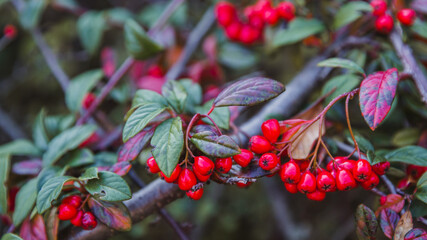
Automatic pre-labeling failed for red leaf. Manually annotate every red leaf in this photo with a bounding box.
[101,47,116,78]
[359,68,398,130]
[88,197,132,231]
[109,161,132,176]
[380,208,400,239]
[375,194,405,216]
[404,228,427,240]
[118,127,154,162]
[20,215,47,240]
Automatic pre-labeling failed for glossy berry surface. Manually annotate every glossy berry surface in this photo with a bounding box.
[187,188,204,200]
[161,165,181,183]
[147,157,160,174]
[239,25,260,45]
[215,157,232,174]
[284,183,298,194]
[370,0,387,17]
[194,156,215,176]
[277,2,295,21]
[306,189,326,201]
[233,149,254,167]
[397,9,416,26]
[261,119,281,143]
[259,153,279,170]
[249,135,272,154]
[81,212,97,230]
[375,14,394,34]
[263,8,279,25]
[297,171,316,194]
[327,156,348,171]
[70,210,83,227]
[316,170,336,192]
[225,21,242,41]
[280,161,301,184]
[353,159,372,182]
[62,195,82,208]
[58,203,78,221]
[340,160,356,172]
[194,169,211,182]
[372,161,390,175]
[215,1,236,27]
[178,169,197,191]
[336,169,357,191]
[360,173,379,190]
[236,181,252,188]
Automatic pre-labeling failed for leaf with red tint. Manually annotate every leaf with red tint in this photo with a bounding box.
[20,215,47,240]
[44,207,59,240]
[109,161,132,176]
[101,47,116,78]
[118,127,154,162]
[88,197,131,231]
[214,77,285,107]
[404,228,427,240]
[355,204,378,240]
[12,159,42,175]
[380,208,400,239]
[375,194,405,216]
[359,68,398,131]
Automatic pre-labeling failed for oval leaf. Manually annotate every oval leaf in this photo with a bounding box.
[272,17,325,47]
[118,127,155,162]
[85,171,131,202]
[77,11,106,55]
[404,228,427,240]
[318,58,365,75]
[66,69,104,112]
[124,19,163,60]
[385,146,427,167]
[88,197,131,231]
[380,208,400,239]
[214,77,285,107]
[359,68,398,131]
[0,154,10,215]
[162,81,188,114]
[13,178,38,226]
[44,207,59,240]
[0,140,41,157]
[79,167,99,181]
[1,233,23,240]
[355,204,378,240]
[376,194,405,216]
[190,131,241,158]
[36,176,75,214]
[394,211,413,240]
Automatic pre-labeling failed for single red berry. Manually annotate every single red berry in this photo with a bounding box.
[306,189,326,201]
[236,181,252,188]
[254,0,272,13]
[280,160,301,184]
[146,157,160,174]
[248,14,265,30]
[82,93,96,110]
[316,170,336,192]
[3,24,17,39]
[353,159,373,182]
[380,196,387,205]
[62,195,82,208]
[407,165,427,180]
[372,161,390,175]
[194,156,215,176]
[225,21,242,41]
[297,160,310,172]
[58,203,78,221]
[360,173,380,190]
[147,65,164,78]
[397,8,416,26]
[194,169,211,182]
[326,156,348,171]
[215,1,237,27]
[186,188,204,200]
[178,169,197,191]
[233,149,254,167]
[81,212,97,230]
[70,210,83,227]
[239,25,260,45]
[249,135,272,154]
[261,119,281,143]
[297,171,316,194]
[259,153,279,170]
[336,169,357,191]
[284,183,298,194]
[370,0,387,17]
[215,157,232,174]
[264,8,280,25]
[340,160,357,172]
[160,165,181,183]
[375,14,394,34]
[276,2,295,21]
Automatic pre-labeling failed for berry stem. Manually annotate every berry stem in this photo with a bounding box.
[80,195,90,210]
[185,113,201,159]
[201,114,222,135]
[345,93,360,158]
[206,104,215,116]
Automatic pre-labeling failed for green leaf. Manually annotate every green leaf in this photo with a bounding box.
[411,19,427,39]
[318,58,365,76]
[124,19,163,60]
[88,197,131,231]
[0,154,10,214]
[85,171,131,202]
[151,117,184,177]
[196,100,230,130]
[334,1,372,29]
[37,166,63,192]
[19,0,46,29]
[385,146,427,166]
[36,176,75,214]
[162,81,188,114]
[218,43,257,70]
[0,140,41,157]
[346,132,375,153]
[181,79,202,113]
[42,124,97,166]
[190,131,240,158]
[80,167,99,181]
[32,109,49,150]
[410,199,427,217]
[417,172,427,188]
[13,178,37,226]
[77,11,106,55]
[131,89,168,108]
[322,74,361,103]
[272,17,325,47]
[66,69,104,112]
[44,114,75,137]
[122,103,166,142]
[106,8,133,24]
[60,148,94,167]
[1,233,23,240]
[415,186,427,204]
[392,128,421,147]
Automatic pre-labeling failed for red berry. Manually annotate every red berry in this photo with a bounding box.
[259,153,279,170]
[280,160,301,184]
[353,159,372,182]
[375,14,394,34]
[81,212,97,230]
[316,170,336,192]
[249,135,272,154]
[147,65,164,78]
[178,169,197,191]
[372,161,390,175]
[407,165,427,179]
[297,171,316,194]
[146,157,160,174]
[360,173,380,190]
[239,25,261,45]
[215,157,232,174]
[70,210,83,227]
[284,183,298,194]
[306,189,326,201]
[264,8,280,25]
[225,21,242,41]
[233,149,254,167]
[261,119,281,143]
[161,165,181,183]
[3,24,17,39]
[326,156,348,171]
[276,2,295,21]
[248,14,265,30]
[339,160,357,172]
[194,169,211,182]
[194,156,215,176]
[370,0,387,17]
[254,0,272,13]
[186,188,204,200]
[236,181,252,188]
[62,195,82,208]
[380,196,387,205]
[297,160,310,172]
[58,204,78,221]
[336,169,357,191]
[397,8,416,26]
[82,93,96,110]
[215,1,237,27]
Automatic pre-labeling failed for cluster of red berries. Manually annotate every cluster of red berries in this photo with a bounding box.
[371,0,416,34]
[3,24,17,39]
[57,195,97,230]
[215,0,295,45]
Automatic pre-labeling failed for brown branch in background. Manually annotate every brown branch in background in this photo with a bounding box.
[0,106,27,140]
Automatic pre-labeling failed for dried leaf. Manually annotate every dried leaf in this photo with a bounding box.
[394,211,413,240]
[288,119,325,159]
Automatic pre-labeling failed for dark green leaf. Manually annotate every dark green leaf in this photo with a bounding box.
[411,20,427,39]
[77,11,106,55]
[124,19,163,60]
[92,152,117,167]
[214,77,285,107]
[0,154,10,214]
[355,204,378,240]
[131,89,168,108]
[13,178,37,226]
[33,109,49,150]
[66,69,104,112]
[85,171,131,202]
[334,1,372,29]
[151,117,184,177]
[88,197,131,231]
[1,233,23,240]
[162,81,187,113]
[392,128,420,147]
[218,43,256,70]
[385,146,427,166]
[409,199,427,217]
[80,167,99,181]
[346,132,375,153]
[190,131,240,158]
[318,58,365,75]
[0,140,41,157]
[44,114,75,137]
[106,8,133,24]
[37,176,75,214]
[196,100,230,130]
[181,79,202,113]
[322,74,361,103]
[36,166,64,192]
[60,148,94,167]
[19,0,46,29]
[273,18,325,47]
[42,124,97,166]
